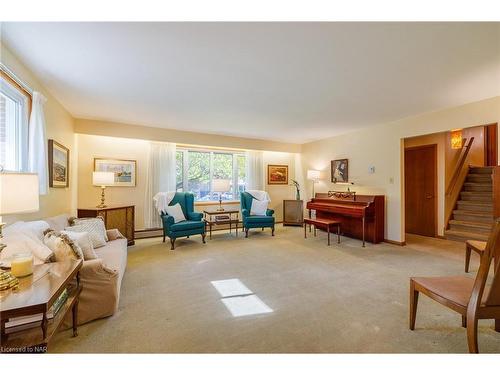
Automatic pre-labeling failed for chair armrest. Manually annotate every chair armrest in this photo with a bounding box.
[161,214,175,230]
[188,211,203,221]
[241,208,250,217]
[266,208,275,216]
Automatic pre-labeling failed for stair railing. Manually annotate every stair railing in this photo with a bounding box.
[446,137,474,196]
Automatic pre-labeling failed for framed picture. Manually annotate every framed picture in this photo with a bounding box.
[48,139,70,188]
[331,159,349,183]
[94,158,137,187]
[267,164,289,185]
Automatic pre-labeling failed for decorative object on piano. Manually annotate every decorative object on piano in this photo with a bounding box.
[331,159,348,183]
[291,179,301,200]
[328,190,356,200]
[307,170,320,197]
[0,171,40,267]
[48,139,70,188]
[212,179,231,211]
[450,129,464,149]
[267,164,288,185]
[92,171,115,208]
[94,158,137,187]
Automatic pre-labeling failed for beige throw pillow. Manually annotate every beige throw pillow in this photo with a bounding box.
[43,230,83,262]
[61,230,97,260]
[66,218,107,248]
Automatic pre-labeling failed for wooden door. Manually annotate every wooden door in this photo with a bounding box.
[484,123,498,166]
[405,145,437,237]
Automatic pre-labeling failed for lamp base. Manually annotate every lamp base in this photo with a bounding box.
[96,186,107,208]
[216,199,224,211]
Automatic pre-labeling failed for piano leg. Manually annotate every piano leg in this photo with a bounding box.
[362,216,366,247]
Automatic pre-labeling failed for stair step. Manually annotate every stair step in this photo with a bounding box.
[444,229,489,242]
[466,174,492,183]
[449,220,493,234]
[452,210,494,223]
[463,182,493,192]
[460,191,492,202]
[469,166,493,174]
[456,201,493,212]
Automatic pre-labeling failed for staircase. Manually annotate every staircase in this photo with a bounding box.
[445,166,494,242]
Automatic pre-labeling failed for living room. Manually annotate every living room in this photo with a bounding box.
[1,1,500,373]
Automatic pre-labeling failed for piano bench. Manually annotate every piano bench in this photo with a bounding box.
[303,218,341,246]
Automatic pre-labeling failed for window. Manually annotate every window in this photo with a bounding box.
[0,72,30,172]
[176,148,247,201]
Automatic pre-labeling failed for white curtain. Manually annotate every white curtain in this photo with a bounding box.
[246,150,264,191]
[28,91,48,195]
[144,142,177,229]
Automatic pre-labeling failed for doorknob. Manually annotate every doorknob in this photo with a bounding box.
[425,195,433,199]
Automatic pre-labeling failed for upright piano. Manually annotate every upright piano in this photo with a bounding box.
[306,192,385,246]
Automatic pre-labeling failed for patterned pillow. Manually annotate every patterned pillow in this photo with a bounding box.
[61,230,97,260]
[43,230,83,262]
[65,220,107,249]
[72,217,109,241]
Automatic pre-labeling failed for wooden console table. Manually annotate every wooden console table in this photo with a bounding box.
[78,205,135,245]
[203,209,240,239]
[0,259,83,353]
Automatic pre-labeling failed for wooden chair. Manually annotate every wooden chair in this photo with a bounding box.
[409,218,500,353]
[465,240,486,273]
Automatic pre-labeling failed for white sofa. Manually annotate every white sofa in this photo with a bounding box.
[2,213,128,326]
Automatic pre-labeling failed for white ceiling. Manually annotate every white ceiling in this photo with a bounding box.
[1,22,499,143]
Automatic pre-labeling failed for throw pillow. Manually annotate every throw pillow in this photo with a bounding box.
[106,228,125,241]
[1,231,53,265]
[165,203,186,223]
[43,230,83,262]
[61,230,97,260]
[250,199,269,216]
[72,217,109,241]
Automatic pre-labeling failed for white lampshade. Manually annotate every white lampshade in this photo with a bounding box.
[93,171,115,186]
[0,173,40,215]
[212,179,231,192]
[307,170,320,181]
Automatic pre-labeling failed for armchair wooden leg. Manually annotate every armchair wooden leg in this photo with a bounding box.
[272,226,275,236]
[465,245,472,273]
[409,280,419,330]
[495,319,500,333]
[170,238,176,250]
[245,228,249,238]
[202,233,206,244]
[462,315,467,328]
[467,315,479,353]
[163,234,165,243]
[262,227,264,231]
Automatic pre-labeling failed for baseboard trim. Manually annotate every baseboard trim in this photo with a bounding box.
[384,239,406,246]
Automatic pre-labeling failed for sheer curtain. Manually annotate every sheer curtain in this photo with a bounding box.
[28,91,49,195]
[245,150,264,191]
[144,142,177,229]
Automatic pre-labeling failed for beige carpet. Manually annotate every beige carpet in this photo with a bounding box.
[51,225,500,353]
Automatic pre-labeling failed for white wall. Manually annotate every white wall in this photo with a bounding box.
[301,96,500,243]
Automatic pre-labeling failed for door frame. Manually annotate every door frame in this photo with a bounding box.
[404,144,438,238]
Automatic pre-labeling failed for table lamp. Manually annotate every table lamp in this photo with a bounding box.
[93,171,115,208]
[212,179,231,211]
[307,170,320,197]
[0,172,40,260]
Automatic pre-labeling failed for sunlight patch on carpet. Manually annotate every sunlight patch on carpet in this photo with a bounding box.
[221,295,273,317]
[211,278,253,297]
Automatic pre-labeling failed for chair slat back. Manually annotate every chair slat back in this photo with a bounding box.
[481,218,500,306]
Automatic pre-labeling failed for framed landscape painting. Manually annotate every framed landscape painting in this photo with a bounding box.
[48,139,69,188]
[267,164,288,185]
[94,158,137,187]
[331,158,348,183]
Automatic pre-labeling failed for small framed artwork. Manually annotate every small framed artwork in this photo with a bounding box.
[48,139,70,188]
[331,159,349,183]
[94,158,137,187]
[267,164,289,185]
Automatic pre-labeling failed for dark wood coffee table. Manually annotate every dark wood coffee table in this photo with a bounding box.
[0,259,83,353]
[304,218,341,246]
[203,209,240,239]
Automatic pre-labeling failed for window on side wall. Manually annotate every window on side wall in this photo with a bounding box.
[0,72,31,172]
[176,148,247,202]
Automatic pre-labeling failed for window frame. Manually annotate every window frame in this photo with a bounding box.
[176,146,247,203]
[0,70,32,172]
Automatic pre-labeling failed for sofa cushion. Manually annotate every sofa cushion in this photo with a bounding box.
[61,230,97,260]
[45,214,71,232]
[94,238,128,288]
[43,230,84,261]
[245,215,275,224]
[170,220,205,232]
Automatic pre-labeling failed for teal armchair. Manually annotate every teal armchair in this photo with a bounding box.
[161,192,206,250]
[240,192,275,237]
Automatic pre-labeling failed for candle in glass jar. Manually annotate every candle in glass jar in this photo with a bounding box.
[11,253,34,277]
